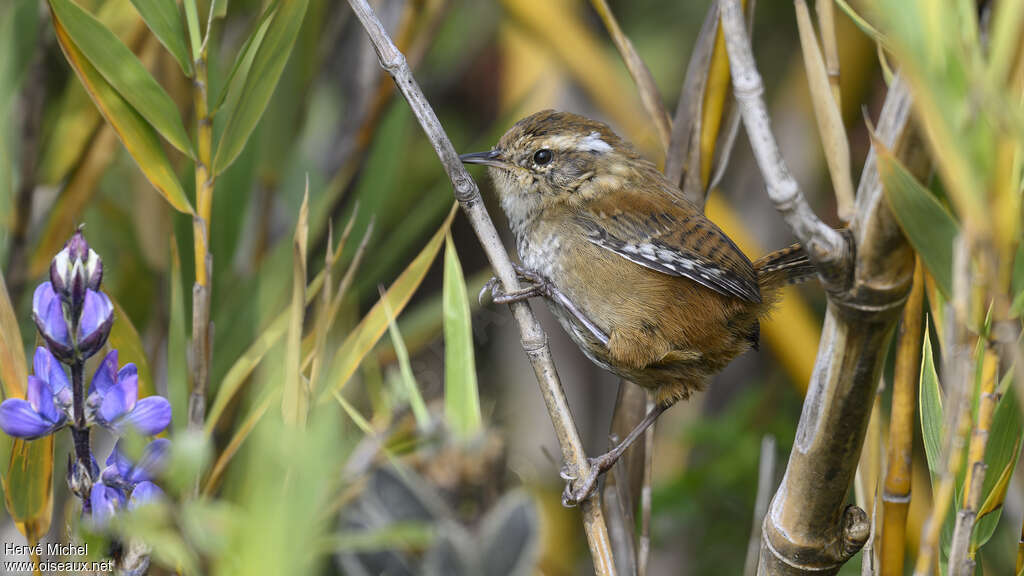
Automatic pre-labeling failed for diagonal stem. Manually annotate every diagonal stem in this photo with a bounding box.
[345,1,617,572]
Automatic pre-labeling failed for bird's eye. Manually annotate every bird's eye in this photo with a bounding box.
[533,149,553,166]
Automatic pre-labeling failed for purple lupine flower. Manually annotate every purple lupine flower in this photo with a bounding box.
[86,351,171,436]
[0,348,72,439]
[128,481,165,509]
[89,440,167,526]
[90,482,125,527]
[32,282,113,362]
[50,230,103,304]
[100,438,170,494]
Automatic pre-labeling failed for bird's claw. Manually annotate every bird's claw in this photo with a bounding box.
[561,459,602,507]
[478,266,551,305]
[479,277,501,305]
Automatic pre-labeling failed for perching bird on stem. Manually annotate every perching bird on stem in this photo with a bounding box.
[461,110,817,505]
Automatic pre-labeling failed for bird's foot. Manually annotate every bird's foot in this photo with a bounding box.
[478,264,552,305]
[560,452,619,507]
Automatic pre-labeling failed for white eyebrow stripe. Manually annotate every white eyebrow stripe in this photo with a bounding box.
[578,131,612,152]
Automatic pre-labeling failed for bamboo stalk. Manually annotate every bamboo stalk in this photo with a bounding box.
[744,436,777,576]
[637,391,656,576]
[1017,515,1024,574]
[914,235,974,576]
[188,37,214,434]
[879,258,924,576]
[815,0,841,110]
[722,35,919,568]
[345,2,617,572]
[948,349,999,574]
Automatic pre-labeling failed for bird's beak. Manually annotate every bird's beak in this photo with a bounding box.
[459,149,510,169]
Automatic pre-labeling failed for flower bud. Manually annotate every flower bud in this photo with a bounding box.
[50,230,103,308]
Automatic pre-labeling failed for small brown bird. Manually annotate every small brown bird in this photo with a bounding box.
[461,110,816,503]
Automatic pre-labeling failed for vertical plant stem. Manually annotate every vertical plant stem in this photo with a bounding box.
[70,359,92,512]
[914,236,974,576]
[189,46,214,433]
[637,392,655,576]
[879,258,924,576]
[744,435,777,576]
[949,345,999,573]
[1017,516,1024,574]
[815,0,841,109]
[345,1,616,572]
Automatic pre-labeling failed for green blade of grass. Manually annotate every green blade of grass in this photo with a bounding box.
[442,234,481,439]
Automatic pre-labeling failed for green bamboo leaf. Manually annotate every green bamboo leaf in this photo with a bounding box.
[443,234,481,440]
[382,288,431,431]
[51,16,194,215]
[182,0,200,61]
[323,204,458,400]
[38,0,138,185]
[212,0,308,174]
[919,323,944,478]
[282,189,309,426]
[212,1,276,112]
[108,297,155,398]
[129,0,193,76]
[878,143,958,299]
[2,436,55,551]
[0,269,27,400]
[168,237,189,432]
[48,0,194,157]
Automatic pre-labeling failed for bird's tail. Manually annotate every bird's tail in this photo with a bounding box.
[754,243,818,291]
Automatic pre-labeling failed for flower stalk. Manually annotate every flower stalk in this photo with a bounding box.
[0,231,172,540]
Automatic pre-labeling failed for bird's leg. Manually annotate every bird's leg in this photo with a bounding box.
[561,402,669,507]
[481,264,610,346]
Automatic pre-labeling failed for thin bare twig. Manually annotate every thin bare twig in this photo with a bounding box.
[720,0,848,284]
[744,435,776,576]
[637,391,656,576]
[345,1,617,573]
[665,0,717,195]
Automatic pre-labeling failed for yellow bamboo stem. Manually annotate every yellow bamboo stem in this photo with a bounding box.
[879,258,924,576]
[188,44,214,433]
